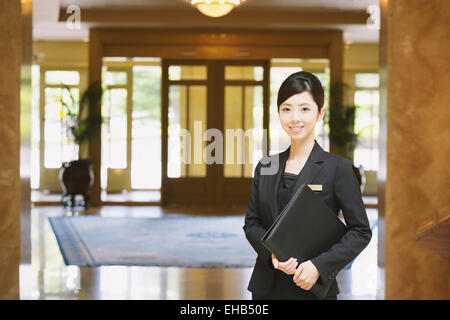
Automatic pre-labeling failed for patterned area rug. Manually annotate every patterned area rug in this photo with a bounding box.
[48,215,257,268]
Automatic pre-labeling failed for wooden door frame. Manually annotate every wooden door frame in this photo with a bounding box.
[88,28,343,206]
[161,59,216,206]
[161,59,269,206]
[39,66,87,192]
[213,59,270,206]
[103,66,133,192]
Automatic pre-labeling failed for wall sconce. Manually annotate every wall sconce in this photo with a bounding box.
[190,0,245,18]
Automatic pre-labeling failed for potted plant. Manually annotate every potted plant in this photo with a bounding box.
[58,82,103,208]
[326,82,366,191]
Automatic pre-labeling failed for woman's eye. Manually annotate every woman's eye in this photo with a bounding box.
[301,107,310,112]
[282,107,290,112]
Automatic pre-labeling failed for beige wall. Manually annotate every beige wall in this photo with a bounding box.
[0,0,22,299]
[344,43,378,72]
[384,0,450,299]
[33,41,89,68]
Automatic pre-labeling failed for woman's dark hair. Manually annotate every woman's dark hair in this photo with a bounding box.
[277,71,324,112]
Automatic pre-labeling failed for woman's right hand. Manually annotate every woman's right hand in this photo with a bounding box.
[271,253,298,275]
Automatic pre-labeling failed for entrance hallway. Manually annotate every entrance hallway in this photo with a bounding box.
[20,206,383,300]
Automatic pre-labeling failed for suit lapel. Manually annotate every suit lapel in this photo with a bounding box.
[268,148,289,221]
[269,140,327,221]
[290,141,326,198]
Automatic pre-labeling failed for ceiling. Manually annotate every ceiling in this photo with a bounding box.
[33,0,379,43]
[57,0,376,10]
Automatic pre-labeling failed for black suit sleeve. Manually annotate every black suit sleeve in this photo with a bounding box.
[311,157,372,281]
[243,161,272,266]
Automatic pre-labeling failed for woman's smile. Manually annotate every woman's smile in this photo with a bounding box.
[289,125,304,133]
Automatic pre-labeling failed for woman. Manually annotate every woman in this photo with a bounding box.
[243,71,372,300]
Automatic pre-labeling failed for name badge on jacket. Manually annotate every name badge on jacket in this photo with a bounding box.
[307,184,323,191]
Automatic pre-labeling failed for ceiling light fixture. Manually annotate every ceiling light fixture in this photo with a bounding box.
[191,0,245,18]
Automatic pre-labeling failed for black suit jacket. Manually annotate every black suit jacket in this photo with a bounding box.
[243,140,372,297]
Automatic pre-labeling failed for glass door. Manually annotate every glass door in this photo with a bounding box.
[101,67,132,192]
[100,58,162,201]
[162,61,212,205]
[39,68,87,192]
[161,60,269,206]
[218,61,268,205]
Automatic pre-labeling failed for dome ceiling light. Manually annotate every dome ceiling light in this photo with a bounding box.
[190,0,246,18]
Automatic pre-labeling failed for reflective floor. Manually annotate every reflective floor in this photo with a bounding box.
[20,206,384,300]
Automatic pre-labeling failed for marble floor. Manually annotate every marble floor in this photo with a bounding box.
[19,205,384,300]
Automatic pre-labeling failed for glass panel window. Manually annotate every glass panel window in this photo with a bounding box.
[103,88,128,169]
[131,57,161,62]
[105,71,127,86]
[44,87,63,168]
[168,85,182,178]
[250,85,264,173]
[45,70,79,85]
[168,85,207,178]
[103,57,128,62]
[355,73,379,88]
[224,85,263,178]
[224,86,243,178]
[168,65,207,81]
[44,87,80,168]
[31,65,40,189]
[225,66,264,81]
[131,65,162,189]
[353,73,379,171]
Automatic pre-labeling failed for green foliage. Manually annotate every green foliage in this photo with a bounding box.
[132,68,161,119]
[61,82,103,153]
[325,82,361,159]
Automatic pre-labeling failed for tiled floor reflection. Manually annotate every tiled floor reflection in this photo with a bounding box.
[20,206,383,300]
[336,208,385,300]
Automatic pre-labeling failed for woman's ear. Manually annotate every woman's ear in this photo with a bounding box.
[317,107,326,122]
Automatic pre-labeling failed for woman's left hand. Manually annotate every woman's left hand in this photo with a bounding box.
[293,260,320,290]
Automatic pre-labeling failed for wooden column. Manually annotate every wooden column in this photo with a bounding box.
[0,0,22,299]
[88,30,103,207]
[383,0,450,299]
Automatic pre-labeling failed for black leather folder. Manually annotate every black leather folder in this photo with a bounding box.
[261,183,348,299]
